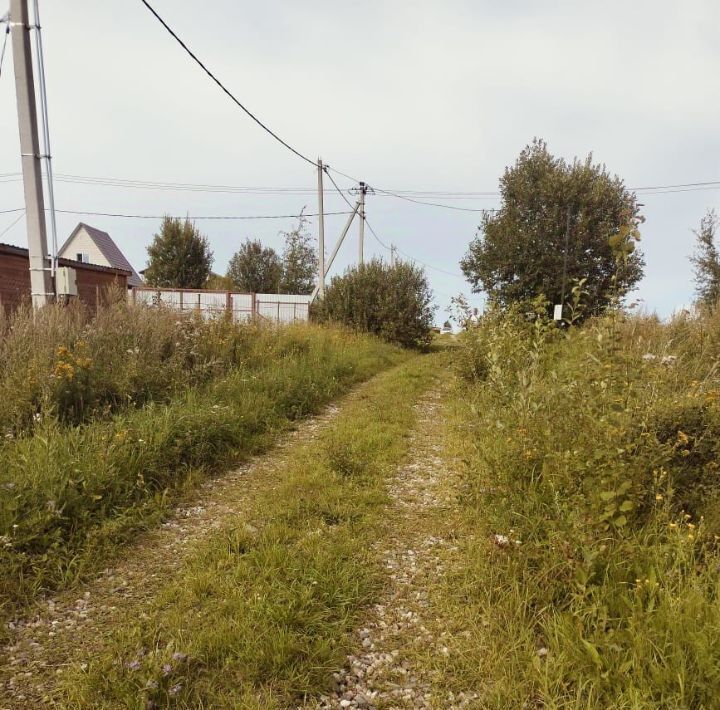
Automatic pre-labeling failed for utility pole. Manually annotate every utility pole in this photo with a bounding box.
[10,0,52,308]
[358,181,366,265]
[390,244,396,267]
[317,158,325,298]
[309,199,361,302]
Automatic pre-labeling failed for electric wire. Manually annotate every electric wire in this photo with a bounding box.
[53,208,351,220]
[0,210,25,239]
[323,168,357,211]
[0,206,351,220]
[138,0,316,167]
[0,14,9,80]
[1,170,718,198]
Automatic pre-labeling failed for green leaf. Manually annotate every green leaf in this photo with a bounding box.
[581,639,602,668]
[613,515,628,527]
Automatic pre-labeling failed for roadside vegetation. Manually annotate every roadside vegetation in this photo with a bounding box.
[58,354,441,708]
[312,259,435,348]
[0,299,407,629]
[441,304,720,707]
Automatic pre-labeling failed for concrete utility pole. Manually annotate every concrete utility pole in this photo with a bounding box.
[390,244,396,267]
[309,199,360,302]
[358,181,366,265]
[10,0,52,308]
[317,158,325,298]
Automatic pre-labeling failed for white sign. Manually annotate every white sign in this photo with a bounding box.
[553,304,563,321]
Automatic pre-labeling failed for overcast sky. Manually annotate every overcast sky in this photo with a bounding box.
[1,0,718,320]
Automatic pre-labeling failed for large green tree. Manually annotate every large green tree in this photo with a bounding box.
[461,139,644,317]
[144,217,213,288]
[226,239,282,293]
[690,209,720,309]
[280,214,318,294]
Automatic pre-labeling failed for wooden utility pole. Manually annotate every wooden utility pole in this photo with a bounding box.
[10,0,52,308]
[317,158,325,298]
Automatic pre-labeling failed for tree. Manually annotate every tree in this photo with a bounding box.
[461,139,644,318]
[205,272,235,291]
[312,259,435,348]
[226,239,282,293]
[690,210,720,309]
[280,214,318,294]
[144,217,213,288]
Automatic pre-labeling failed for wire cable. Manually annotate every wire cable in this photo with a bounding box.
[0,206,351,220]
[323,168,357,211]
[0,210,25,239]
[362,217,391,251]
[54,209,350,220]
[0,15,9,80]
[53,208,352,220]
[138,0,317,167]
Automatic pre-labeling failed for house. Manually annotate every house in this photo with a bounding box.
[59,223,144,287]
[0,242,130,314]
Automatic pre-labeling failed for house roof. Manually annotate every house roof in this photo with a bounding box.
[59,223,144,286]
[0,242,131,277]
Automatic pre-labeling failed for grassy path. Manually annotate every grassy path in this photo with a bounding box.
[306,377,478,709]
[0,352,445,708]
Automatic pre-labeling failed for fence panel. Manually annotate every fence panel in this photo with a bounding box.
[131,288,311,323]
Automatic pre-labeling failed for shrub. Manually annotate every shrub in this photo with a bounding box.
[312,259,435,348]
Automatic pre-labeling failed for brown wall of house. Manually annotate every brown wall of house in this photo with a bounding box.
[0,248,128,314]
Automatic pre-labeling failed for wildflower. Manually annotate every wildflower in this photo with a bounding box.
[661,355,678,366]
[162,663,172,676]
[642,353,657,362]
[687,523,696,530]
[688,534,695,541]
[171,652,187,662]
[677,431,690,445]
[125,659,141,671]
[655,494,664,501]
[669,523,677,529]
[169,684,182,696]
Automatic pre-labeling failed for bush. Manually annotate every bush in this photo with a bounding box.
[312,259,435,348]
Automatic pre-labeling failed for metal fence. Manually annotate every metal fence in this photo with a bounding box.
[131,288,311,323]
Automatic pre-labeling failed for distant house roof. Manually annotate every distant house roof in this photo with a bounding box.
[59,223,144,287]
[0,242,131,277]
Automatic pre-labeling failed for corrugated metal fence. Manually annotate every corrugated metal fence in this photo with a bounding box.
[131,288,312,323]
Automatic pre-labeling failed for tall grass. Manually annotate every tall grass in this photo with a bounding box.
[443,305,720,707]
[0,299,407,628]
[59,354,442,708]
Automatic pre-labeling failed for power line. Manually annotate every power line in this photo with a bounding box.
[137,0,316,167]
[363,217,391,251]
[2,170,718,198]
[0,15,9,80]
[323,168,357,211]
[0,210,25,239]
[0,207,352,220]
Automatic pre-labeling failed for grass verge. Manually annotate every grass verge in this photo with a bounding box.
[436,307,720,708]
[0,324,406,630]
[57,353,441,708]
